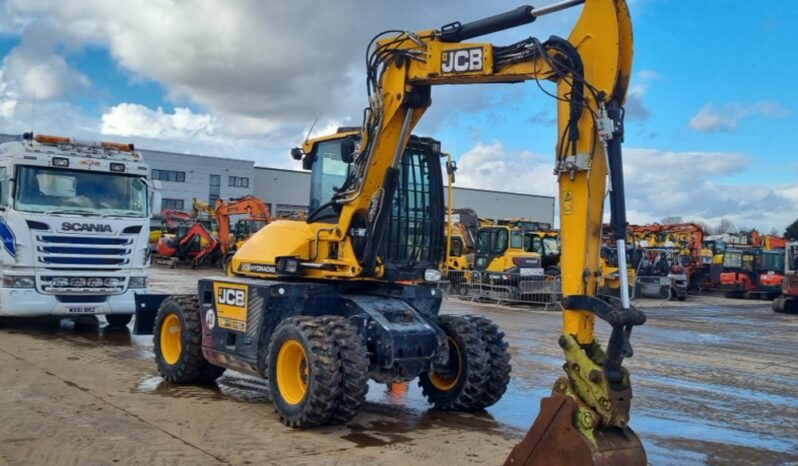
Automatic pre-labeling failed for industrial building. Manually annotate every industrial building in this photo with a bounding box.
[0,133,554,223]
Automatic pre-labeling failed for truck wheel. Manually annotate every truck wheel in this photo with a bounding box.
[773,297,786,313]
[419,315,488,411]
[464,315,511,408]
[105,314,132,327]
[266,317,342,428]
[154,296,222,383]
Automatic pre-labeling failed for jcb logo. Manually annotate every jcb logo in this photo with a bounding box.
[441,47,483,73]
[217,288,246,307]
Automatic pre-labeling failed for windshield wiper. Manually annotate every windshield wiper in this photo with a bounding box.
[100,211,144,218]
[43,209,100,216]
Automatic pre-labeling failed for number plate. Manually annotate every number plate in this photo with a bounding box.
[520,268,544,276]
[67,306,98,314]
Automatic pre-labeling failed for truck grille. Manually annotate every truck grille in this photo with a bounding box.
[36,235,133,269]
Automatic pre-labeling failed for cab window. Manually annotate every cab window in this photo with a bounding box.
[510,231,523,249]
[449,237,464,257]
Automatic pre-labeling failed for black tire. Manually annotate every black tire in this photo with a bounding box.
[266,316,342,428]
[153,295,215,383]
[773,297,786,313]
[419,315,489,411]
[105,314,132,327]
[319,316,369,425]
[463,315,511,408]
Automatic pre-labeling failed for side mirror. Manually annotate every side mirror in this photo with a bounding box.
[340,138,356,164]
[301,153,317,171]
[290,147,303,161]
[446,160,457,183]
[148,180,162,216]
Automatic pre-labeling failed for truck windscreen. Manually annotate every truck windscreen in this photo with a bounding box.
[14,166,147,217]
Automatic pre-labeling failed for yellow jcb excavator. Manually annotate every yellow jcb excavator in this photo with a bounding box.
[142,1,645,464]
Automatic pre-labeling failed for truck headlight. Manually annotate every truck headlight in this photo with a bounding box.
[424,269,442,282]
[2,276,35,288]
[104,278,121,288]
[128,277,146,289]
[53,277,69,287]
[88,278,104,287]
[70,278,87,287]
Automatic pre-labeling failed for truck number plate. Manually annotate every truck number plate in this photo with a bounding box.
[520,268,544,276]
[68,306,98,314]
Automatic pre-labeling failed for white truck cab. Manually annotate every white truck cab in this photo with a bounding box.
[0,133,158,324]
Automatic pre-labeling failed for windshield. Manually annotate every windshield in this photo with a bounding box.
[543,237,560,255]
[477,228,508,255]
[309,140,350,211]
[760,252,785,272]
[15,166,147,217]
[723,252,742,268]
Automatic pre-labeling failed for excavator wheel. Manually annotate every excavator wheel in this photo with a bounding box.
[318,316,370,424]
[419,315,488,410]
[154,296,226,383]
[464,315,511,408]
[266,316,342,428]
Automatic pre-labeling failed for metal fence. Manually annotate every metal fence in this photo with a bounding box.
[440,270,563,310]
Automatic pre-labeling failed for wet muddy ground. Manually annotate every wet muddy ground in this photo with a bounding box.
[0,266,796,465]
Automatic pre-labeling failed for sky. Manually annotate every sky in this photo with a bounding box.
[0,0,795,232]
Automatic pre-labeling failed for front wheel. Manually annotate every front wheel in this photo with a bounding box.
[153,296,225,383]
[266,317,342,428]
[105,314,132,327]
[419,315,489,411]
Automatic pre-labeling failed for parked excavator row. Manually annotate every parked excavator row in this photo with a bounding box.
[151,195,272,269]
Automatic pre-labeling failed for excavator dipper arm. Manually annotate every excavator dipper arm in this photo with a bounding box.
[321,1,646,464]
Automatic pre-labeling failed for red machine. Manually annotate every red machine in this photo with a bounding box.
[215,195,272,254]
[156,222,220,268]
[774,243,798,312]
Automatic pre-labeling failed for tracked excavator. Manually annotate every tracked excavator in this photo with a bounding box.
[144,1,645,464]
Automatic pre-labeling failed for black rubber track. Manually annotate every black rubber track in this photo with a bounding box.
[266,316,342,428]
[464,315,511,408]
[153,295,219,383]
[419,314,489,410]
[319,316,370,425]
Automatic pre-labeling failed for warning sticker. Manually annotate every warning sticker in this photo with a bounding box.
[562,190,574,215]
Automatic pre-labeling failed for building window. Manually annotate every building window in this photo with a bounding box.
[209,174,220,204]
[162,198,185,210]
[152,169,186,182]
[228,176,249,188]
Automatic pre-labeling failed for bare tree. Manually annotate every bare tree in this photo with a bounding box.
[659,216,683,225]
[713,218,736,235]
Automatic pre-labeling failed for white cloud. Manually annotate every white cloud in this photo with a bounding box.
[689,101,790,132]
[454,141,794,231]
[624,70,658,120]
[454,141,558,197]
[101,104,218,139]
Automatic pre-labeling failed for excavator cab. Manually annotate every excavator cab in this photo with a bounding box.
[301,129,446,280]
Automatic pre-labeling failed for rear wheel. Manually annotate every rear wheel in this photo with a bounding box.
[154,296,225,383]
[105,314,132,327]
[266,317,342,428]
[464,315,511,408]
[419,315,489,410]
